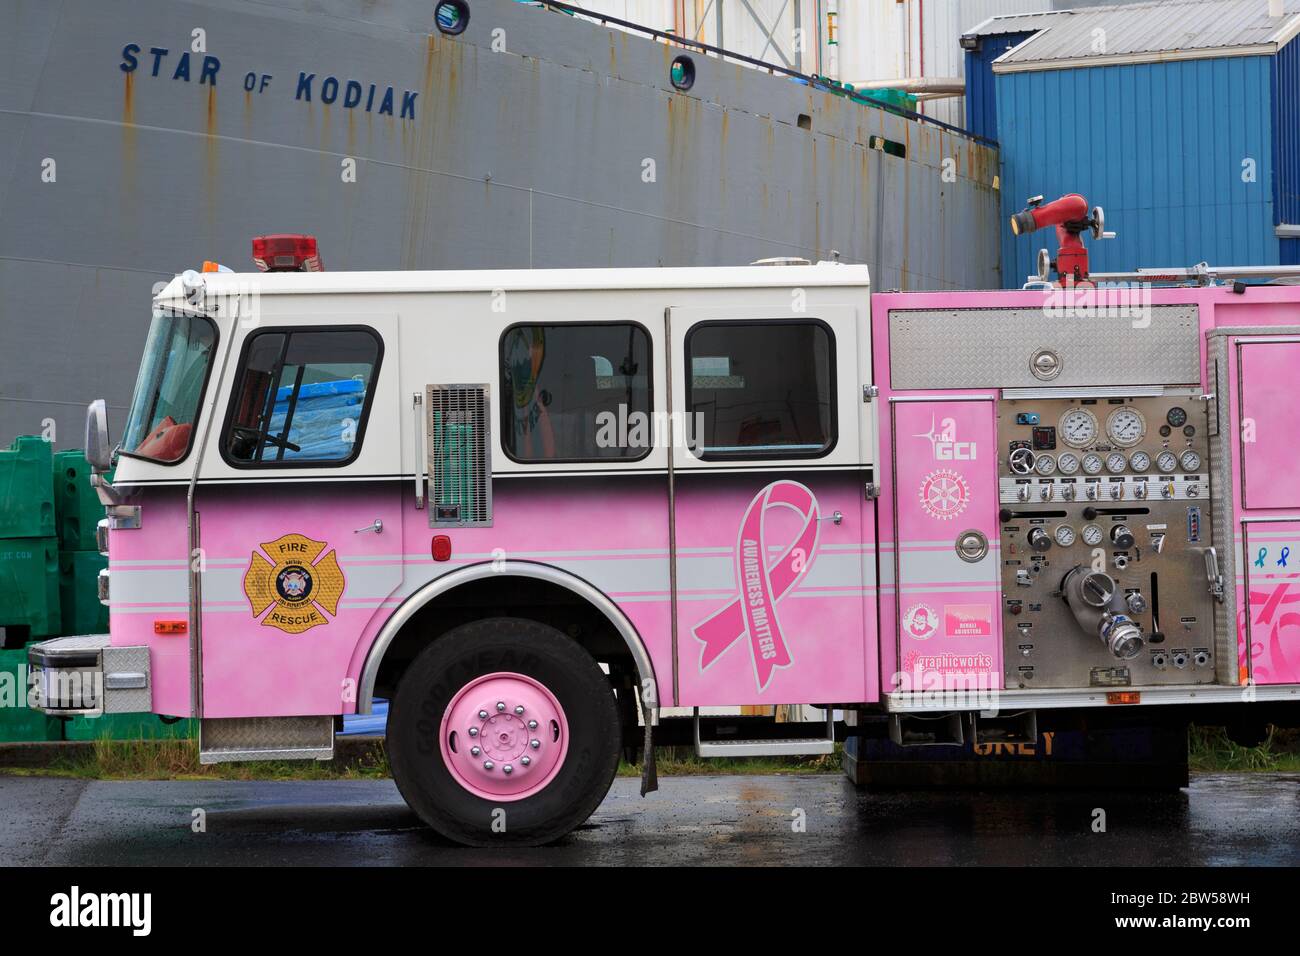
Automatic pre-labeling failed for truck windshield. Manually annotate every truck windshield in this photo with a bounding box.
[121,310,217,464]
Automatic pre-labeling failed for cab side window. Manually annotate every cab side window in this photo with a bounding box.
[685,321,835,459]
[500,323,652,463]
[223,328,382,466]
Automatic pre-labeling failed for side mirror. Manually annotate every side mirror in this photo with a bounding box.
[85,399,113,473]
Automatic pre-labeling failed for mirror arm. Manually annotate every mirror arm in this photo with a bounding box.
[90,472,129,507]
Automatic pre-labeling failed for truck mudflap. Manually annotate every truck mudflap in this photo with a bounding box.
[27,634,151,717]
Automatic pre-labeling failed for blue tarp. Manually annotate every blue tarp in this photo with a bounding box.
[264,378,366,460]
[340,699,388,736]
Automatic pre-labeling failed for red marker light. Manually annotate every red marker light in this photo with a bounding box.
[154,620,188,635]
[431,535,452,562]
[251,234,323,272]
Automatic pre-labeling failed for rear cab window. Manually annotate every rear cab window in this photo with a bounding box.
[685,320,836,459]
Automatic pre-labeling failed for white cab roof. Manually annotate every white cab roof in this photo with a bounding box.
[159,263,871,304]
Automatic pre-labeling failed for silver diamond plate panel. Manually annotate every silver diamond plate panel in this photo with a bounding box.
[34,633,109,654]
[888,306,1201,389]
[200,716,334,764]
[103,645,151,714]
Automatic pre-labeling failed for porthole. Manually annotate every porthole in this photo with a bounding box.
[435,1,470,36]
[670,55,696,91]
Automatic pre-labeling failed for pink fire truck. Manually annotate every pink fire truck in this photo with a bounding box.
[28,217,1300,845]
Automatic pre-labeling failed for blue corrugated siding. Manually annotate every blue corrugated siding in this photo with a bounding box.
[965,33,1036,143]
[996,56,1279,287]
[1274,37,1300,235]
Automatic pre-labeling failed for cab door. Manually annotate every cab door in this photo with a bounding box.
[196,314,405,718]
[666,304,875,706]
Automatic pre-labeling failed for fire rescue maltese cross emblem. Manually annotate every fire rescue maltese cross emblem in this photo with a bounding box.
[243,533,346,634]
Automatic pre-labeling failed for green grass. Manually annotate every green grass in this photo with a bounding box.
[617,745,843,777]
[4,728,1299,781]
[1188,725,1300,773]
[0,736,391,781]
[0,737,839,781]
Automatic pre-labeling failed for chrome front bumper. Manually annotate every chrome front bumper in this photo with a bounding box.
[27,635,151,716]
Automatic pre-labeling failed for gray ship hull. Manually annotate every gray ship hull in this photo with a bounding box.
[0,0,999,444]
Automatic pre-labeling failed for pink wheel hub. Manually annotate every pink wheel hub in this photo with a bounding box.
[439,672,569,801]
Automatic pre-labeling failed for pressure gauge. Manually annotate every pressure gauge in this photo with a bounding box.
[1082,524,1105,547]
[1157,452,1179,473]
[1059,408,1100,448]
[1167,406,1188,428]
[1106,406,1146,447]
[1083,453,1105,475]
[1106,452,1128,474]
[1129,451,1151,472]
[1057,452,1080,475]
[1054,525,1077,547]
[1035,454,1056,476]
[1181,450,1202,472]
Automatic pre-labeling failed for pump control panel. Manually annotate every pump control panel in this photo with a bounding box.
[998,395,1216,688]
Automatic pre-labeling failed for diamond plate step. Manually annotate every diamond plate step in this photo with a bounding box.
[693,709,835,757]
[199,716,334,764]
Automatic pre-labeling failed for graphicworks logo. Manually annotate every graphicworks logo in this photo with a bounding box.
[50,886,151,936]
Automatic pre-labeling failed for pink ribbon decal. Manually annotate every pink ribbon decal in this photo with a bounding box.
[694,480,821,690]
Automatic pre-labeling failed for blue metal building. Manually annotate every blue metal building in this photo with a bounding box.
[964,1,1300,286]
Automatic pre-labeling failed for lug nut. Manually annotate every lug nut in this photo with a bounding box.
[515,705,525,715]
[478,710,489,719]
[496,701,506,712]
[528,719,538,729]
[467,727,478,737]
[521,756,531,766]
[483,760,494,770]
[503,764,513,774]
[470,746,481,756]
[530,739,540,749]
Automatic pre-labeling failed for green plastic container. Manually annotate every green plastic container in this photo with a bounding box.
[0,436,55,539]
[58,550,108,636]
[0,537,61,640]
[0,648,62,741]
[52,450,105,552]
[853,87,918,114]
[63,714,196,741]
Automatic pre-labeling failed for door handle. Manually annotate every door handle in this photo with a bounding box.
[817,511,844,526]
[1203,546,1224,603]
[413,391,426,510]
[354,519,383,534]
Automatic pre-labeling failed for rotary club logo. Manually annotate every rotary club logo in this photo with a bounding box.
[243,533,345,634]
[918,469,969,521]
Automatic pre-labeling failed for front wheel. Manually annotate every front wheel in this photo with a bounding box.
[388,616,622,846]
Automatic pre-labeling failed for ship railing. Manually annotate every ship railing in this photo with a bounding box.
[534,1,997,147]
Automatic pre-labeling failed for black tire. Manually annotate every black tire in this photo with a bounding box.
[388,616,621,846]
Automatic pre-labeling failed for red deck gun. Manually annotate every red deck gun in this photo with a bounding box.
[1010,193,1115,287]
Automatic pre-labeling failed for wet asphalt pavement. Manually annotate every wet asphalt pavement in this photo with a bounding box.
[2,772,1298,865]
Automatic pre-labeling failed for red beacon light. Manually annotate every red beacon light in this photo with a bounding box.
[251,234,324,272]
